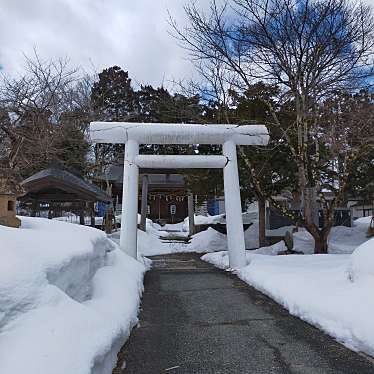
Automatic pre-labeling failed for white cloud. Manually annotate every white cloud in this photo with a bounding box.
[0,0,212,87]
[1,0,373,87]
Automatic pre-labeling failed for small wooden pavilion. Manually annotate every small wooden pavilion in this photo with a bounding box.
[19,166,112,224]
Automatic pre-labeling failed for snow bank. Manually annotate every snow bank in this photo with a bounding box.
[188,227,227,253]
[355,216,373,226]
[189,214,369,254]
[245,220,259,249]
[183,220,260,252]
[110,221,181,256]
[54,213,122,226]
[182,213,225,232]
[203,251,374,356]
[267,222,370,255]
[201,241,287,269]
[0,217,147,374]
[110,217,229,256]
[240,255,374,356]
[183,209,258,232]
[202,223,374,357]
[348,237,374,281]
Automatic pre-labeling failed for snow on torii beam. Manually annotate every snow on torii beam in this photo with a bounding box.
[90,122,269,269]
[90,122,269,146]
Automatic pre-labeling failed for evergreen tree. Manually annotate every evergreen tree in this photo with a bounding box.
[90,66,138,175]
[136,86,203,155]
[137,85,173,122]
[91,66,136,121]
[54,111,90,175]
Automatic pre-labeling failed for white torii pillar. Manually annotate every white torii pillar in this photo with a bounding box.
[90,122,269,269]
[222,140,247,268]
[120,139,139,258]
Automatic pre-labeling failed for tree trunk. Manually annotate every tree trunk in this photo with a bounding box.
[258,197,266,247]
[314,234,328,254]
[79,207,85,226]
[90,202,95,227]
[309,226,330,254]
[31,200,37,217]
[188,193,195,236]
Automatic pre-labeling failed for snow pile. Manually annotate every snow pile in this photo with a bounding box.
[54,213,122,226]
[239,254,374,356]
[201,241,287,269]
[163,221,186,232]
[184,220,260,252]
[188,227,228,253]
[203,251,374,356]
[244,220,259,249]
[137,228,180,256]
[182,213,225,231]
[355,216,373,226]
[109,217,182,256]
[202,218,374,357]
[183,208,258,233]
[0,217,147,374]
[110,217,228,256]
[186,218,294,252]
[289,222,369,255]
[202,250,252,270]
[348,237,374,282]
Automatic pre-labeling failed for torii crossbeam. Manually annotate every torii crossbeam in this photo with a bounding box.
[90,122,269,268]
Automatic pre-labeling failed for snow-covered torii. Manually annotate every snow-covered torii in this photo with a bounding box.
[90,122,269,268]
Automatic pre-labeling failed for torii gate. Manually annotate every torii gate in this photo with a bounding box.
[90,122,269,268]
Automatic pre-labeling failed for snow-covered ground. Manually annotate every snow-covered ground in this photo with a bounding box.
[109,214,258,256]
[202,216,374,357]
[0,217,147,374]
[5,211,371,373]
[110,217,201,256]
[53,213,122,226]
[107,211,374,359]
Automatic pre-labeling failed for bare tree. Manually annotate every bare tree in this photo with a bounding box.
[171,0,374,252]
[0,51,84,190]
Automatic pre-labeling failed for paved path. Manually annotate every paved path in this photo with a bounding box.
[115,253,374,374]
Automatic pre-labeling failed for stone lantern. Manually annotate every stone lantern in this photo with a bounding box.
[0,178,21,228]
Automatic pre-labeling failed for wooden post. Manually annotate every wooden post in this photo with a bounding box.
[79,204,85,225]
[105,207,113,234]
[90,202,95,227]
[188,193,195,235]
[140,175,149,231]
[31,200,37,217]
[258,196,266,247]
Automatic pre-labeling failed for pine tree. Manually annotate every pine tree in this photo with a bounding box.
[54,111,90,175]
[91,66,136,121]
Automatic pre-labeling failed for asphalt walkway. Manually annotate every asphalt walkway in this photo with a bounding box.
[114,253,374,374]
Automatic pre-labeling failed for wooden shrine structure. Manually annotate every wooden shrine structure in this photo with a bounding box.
[19,166,111,224]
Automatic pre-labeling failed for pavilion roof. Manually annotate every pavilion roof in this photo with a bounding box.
[21,167,112,203]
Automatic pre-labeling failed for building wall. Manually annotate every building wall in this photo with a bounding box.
[146,196,187,224]
[266,207,353,229]
[351,205,373,219]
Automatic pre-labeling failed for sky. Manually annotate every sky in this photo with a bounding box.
[0,0,213,88]
[0,0,374,88]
